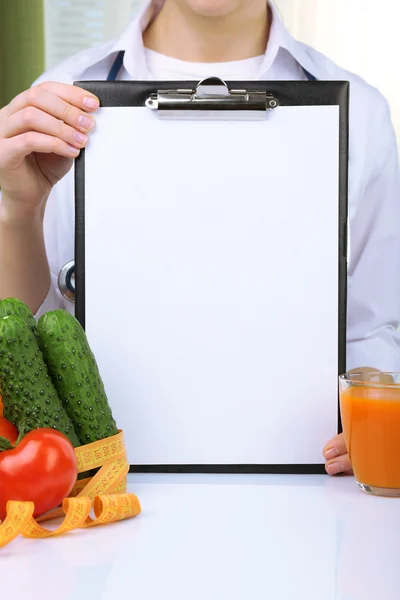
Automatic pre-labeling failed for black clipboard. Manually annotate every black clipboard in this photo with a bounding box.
[74,78,348,474]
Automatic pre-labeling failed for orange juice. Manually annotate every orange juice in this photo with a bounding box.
[340,385,400,489]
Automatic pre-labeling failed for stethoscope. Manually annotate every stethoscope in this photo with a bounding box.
[58,50,317,302]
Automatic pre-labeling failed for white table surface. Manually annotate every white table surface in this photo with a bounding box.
[1,473,399,600]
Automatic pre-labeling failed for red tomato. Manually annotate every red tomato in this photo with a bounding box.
[0,417,18,445]
[0,429,78,520]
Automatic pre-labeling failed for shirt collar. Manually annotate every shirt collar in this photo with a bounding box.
[265,2,318,78]
[80,0,319,81]
[112,0,158,78]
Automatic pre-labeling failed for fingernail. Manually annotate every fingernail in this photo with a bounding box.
[73,131,88,145]
[327,462,344,476]
[78,115,94,130]
[67,145,80,155]
[83,96,99,109]
[324,448,339,461]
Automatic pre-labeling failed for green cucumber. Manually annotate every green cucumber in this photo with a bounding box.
[37,310,118,444]
[0,298,37,336]
[0,315,80,446]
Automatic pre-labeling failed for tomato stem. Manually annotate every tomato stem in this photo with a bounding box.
[15,430,25,446]
[0,436,15,451]
[16,417,40,446]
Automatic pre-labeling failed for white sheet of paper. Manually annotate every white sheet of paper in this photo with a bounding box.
[84,104,340,465]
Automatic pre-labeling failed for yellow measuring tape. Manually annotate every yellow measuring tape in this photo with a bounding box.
[0,430,141,549]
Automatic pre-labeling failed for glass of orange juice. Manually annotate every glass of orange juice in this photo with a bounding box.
[339,372,400,497]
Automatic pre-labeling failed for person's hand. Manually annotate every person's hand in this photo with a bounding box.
[323,432,353,476]
[0,81,99,216]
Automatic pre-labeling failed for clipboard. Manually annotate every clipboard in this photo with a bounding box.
[74,77,349,474]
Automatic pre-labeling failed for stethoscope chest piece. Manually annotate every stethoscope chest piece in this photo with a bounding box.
[58,260,75,303]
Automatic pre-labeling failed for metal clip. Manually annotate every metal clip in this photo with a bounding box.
[145,77,278,120]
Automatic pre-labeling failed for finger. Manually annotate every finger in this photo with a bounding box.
[0,132,80,170]
[40,81,99,111]
[322,432,347,459]
[7,82,99,115]
[3,107,88,149]
[4,85,97,135]
[325,453,353,476]
[346,368,393,383]
[379,372,394,383]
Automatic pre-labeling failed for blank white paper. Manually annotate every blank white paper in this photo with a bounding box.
[84,104,340,465]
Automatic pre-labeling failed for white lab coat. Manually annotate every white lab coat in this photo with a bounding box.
[7,0,400,371]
